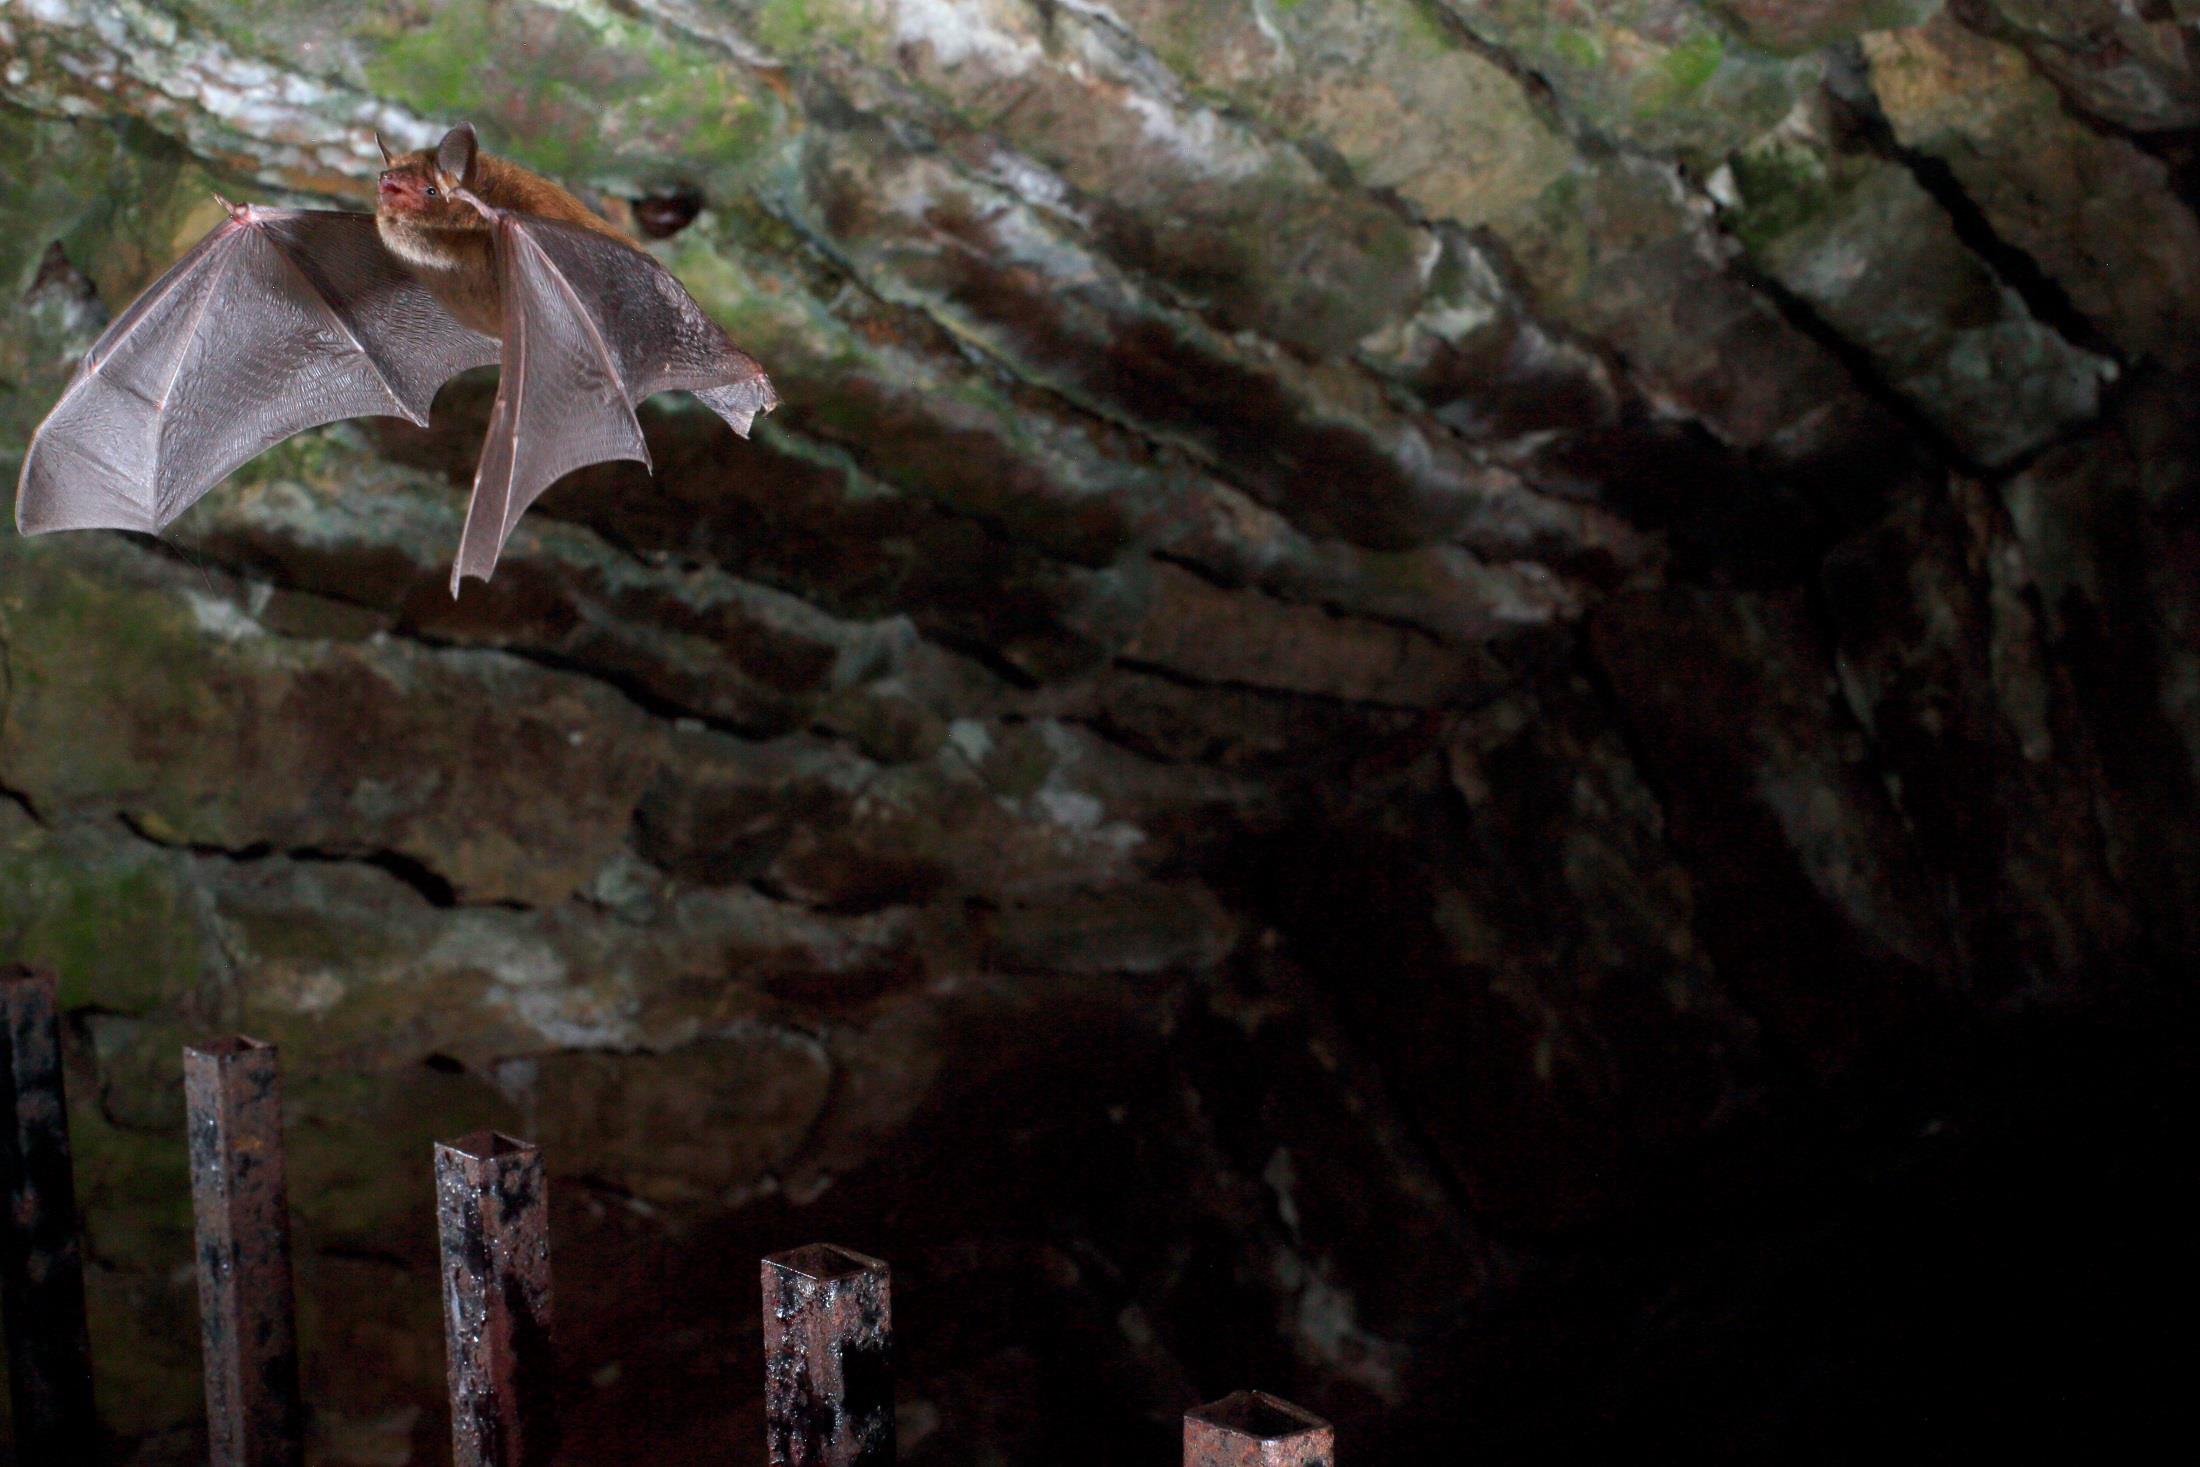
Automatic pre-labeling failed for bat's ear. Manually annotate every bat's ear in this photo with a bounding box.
[375,130,395,167]
[437,123,480,188]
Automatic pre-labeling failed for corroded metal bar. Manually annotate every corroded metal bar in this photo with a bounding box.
[761,1243,894,1467]
[1184,1391,1335,1467]
[435,1132,555,1467]
[185,1035,304,1467]
[0,963,98,1461]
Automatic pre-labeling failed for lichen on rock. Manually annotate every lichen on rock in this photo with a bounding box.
[0,2,2193,1460]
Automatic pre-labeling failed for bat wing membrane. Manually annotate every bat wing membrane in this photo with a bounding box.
[16,209,499,536]
[452,215,778,593]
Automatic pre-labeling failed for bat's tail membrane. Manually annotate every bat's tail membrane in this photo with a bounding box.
[450,214,776,595]
[692,377,779,439]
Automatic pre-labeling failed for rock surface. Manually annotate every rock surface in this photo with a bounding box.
[0,3,2192,1463]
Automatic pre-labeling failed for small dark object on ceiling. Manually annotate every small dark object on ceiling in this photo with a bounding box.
[633,183,706,239]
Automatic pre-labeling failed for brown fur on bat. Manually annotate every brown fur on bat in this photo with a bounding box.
[373,125,631,334]
[15,123,777,595]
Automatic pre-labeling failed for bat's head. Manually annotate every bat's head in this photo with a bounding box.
[375,123,489,231]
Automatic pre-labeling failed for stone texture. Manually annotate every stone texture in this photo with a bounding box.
[523,1033,834,1206]
[1439,0,1820,159]
[0,536,665,906]
[1490,153,1886,461]
[1727,122,2114,465]
[777,121,1533,553]
[1117,563,1489,707]
[1589,585,1956,1068]
[0,3,2192,1463]
[1712,0,1944,55]
[1964,0,2200,131]
[1867,11,2200,365]
[182,457,920,739]
[1110,0,1574,229]
[1819,480,2136,988]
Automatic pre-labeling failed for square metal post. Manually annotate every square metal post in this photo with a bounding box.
[435,1132,554,1467]
[761,1243,894,1467]
[1184,1391,1335,1467]
[0,963,98,1461]
[185,1036,304,1467]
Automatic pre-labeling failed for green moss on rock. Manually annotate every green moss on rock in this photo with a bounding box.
[1727,138,1843,255]
[1641,30,1726,114]
[284,1065,518,1243]
[0,839,206,1014]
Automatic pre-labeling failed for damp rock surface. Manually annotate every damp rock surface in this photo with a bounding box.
[0,4,2192,1463]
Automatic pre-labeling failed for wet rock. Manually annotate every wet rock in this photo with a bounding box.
[1,4,2196,1462]
[1997,373,2200,968]
[520,1032,834,1206]
[743,0,1434,355]
[1964,0,2200,132]
[1588,585,1958,1070]
[1867,11,2200,365]
[185,459,918,738]
[788,124,1523,551]
[748,724,1168,911]
[1109,0,1575,229]
[1357,232,1625,448]
[635,730,875,888]
[988,880,1237,976]
[0,819,207,1013]
[1822,481,2136,990]
[1441,0,1819,160]
[0,537,663,905]
[1154,474,1609,646]
[1711,1,1944,55]
[1728,127,2113,465]
[1491,156,1879,453]
[1118,562,1494,707]
[206,849,911,1065]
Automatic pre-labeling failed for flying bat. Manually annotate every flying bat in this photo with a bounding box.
[14,123,776,594]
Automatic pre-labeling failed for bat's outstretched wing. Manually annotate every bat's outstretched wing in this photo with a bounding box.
[16,206,498,535]
[452,214,777,594]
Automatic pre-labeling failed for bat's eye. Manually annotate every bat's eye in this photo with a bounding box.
[426,186,440,198]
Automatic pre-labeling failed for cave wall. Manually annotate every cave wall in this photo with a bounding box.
[0,2,2194,1462]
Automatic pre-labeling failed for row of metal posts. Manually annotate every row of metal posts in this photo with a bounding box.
[2,965,1337,1465]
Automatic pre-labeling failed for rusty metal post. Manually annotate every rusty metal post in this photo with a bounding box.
[185,1036,304,1467]
[435,1132,554,1467]
[1184,1392,1335,1467]
[761,1243,894,1467]
[0,963,98,1461]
